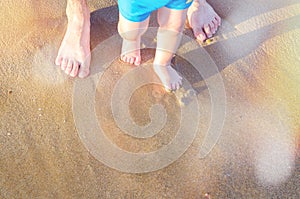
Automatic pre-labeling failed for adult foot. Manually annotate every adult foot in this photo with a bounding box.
[153,64,183,91]
[187,0,221,42]
[55,9,91,78]
[120,38,141,66]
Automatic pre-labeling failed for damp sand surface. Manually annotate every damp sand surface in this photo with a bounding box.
[0,0,299,198]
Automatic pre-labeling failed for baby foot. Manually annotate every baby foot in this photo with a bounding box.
[120,38,141,66]
[153,64,183,91]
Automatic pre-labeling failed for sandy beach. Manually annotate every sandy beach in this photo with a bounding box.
[0,0,299,198]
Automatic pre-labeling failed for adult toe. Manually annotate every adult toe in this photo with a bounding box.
[210,22,217,34]
[78,64,90,78]
[61,58,68,71]
[204,24,212,38]
[70,61,79,77]
[193,26,207,42]
[212,19,219,32]
[216,15,221,26]
[65,60,74,75]
[213,18,218,27]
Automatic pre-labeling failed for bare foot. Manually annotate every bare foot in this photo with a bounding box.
[55,11,91,78]
[187,1,221,42]
[153,64,183,91]
[120,38,141,66]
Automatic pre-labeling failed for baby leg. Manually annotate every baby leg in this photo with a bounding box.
[118,14,149,66]
[154,7,187,91]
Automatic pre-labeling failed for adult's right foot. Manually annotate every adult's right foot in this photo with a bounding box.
[187,0,221,42]
[55,8,91,78]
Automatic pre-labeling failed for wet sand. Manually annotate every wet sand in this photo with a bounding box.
[0,0,299,198]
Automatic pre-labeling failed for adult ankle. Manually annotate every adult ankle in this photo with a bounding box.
[66,3,90,25]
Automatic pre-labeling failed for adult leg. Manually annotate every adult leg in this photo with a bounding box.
[118,14,149,66]
[187,0,221,42]
[153,7,187,91]
[55,0,91,78]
